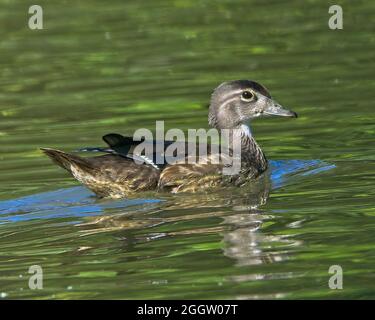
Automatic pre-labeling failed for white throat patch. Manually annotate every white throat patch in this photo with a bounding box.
[240,124,252,138]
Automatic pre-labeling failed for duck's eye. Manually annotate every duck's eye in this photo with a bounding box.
[241,91,254,101]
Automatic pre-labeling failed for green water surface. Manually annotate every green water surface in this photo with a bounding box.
[0,0,374,299]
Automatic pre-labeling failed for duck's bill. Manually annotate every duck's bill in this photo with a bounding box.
[264,102,298,118]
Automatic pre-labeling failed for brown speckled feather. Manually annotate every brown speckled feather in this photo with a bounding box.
[41,148,159,198]
[158,163,223,193]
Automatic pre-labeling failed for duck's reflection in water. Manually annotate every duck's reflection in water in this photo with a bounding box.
[221,177,293,267]
[78,174,299,267]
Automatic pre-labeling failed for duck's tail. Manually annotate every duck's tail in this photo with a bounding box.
[40,148,94,174]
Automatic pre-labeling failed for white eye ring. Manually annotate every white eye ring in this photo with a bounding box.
[241,90,255,102]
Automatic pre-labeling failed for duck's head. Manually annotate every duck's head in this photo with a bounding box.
[208,80,297,129]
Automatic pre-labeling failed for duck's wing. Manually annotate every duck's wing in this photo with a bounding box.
[77,134,140,154]
[102,133,172,170]
[102,134,161,169]
[77,133,172,170]
[78,133,220,172]
[79,133,187,166]
[102,133,134,155]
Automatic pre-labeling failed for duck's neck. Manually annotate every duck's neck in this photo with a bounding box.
[230,124,268,174]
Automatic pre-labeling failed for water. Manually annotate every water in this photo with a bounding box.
[0,0,374,299]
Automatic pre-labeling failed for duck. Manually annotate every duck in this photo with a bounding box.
[41,80,297,198]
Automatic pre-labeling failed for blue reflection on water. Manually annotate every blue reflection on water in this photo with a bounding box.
[0,160,335,223]
[270,159,336,189]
